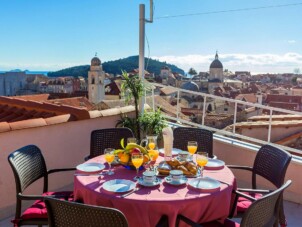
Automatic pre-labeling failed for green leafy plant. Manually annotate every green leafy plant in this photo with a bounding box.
[117,71,166,141]
[139,108,167,138]
[121,71,145,140]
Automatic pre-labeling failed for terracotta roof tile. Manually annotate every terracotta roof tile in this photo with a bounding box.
[89,110,103,119]
[0,122,11,133]
[10,118,47,130]
[15,94,50,102]
[45,114,72,125]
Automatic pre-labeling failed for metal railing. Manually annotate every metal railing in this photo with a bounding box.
[147,83,302,156]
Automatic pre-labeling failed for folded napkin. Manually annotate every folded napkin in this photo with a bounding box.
[162,127,173,160]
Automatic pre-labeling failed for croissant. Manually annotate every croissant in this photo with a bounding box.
[166,159,181,167]
[177,165,192,175]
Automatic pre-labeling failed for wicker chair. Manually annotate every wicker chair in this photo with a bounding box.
[176,180,292,227]
[44,197,128,227]
[228,144,292,226]
[173,127,214,158]
[8,145,76,227]
[85,128,134,161]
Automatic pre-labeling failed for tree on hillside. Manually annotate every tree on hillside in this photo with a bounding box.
[188,68,197,75]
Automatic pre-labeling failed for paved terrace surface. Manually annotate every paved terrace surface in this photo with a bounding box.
[0,201,301,226]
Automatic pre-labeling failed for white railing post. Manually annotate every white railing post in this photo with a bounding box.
[202,95,207,126]
[233,102,238,134]
[268,109,273,142]
[177,90,180,119]
[152,88,155,111]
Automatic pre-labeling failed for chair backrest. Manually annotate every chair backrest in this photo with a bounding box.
[45,197,129,227]
[173,127,214,158]
[240,180,291,227]
[253,144,292,188]
[89,128,134,159]
[8,145,48,194]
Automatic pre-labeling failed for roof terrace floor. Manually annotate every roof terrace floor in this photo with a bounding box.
[1,200,301,226]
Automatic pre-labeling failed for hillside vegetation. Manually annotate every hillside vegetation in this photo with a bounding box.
[48,55,184,78]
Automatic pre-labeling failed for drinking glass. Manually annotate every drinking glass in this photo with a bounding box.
[187,141,198,155]
[127,137,137,145]
[146,136,158,172]
[132,153,144,180]
[104,148,115,175]
[146,150,159,172]
[196,152,208,177]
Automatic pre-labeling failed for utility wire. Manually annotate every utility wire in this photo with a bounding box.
[155,2,302,19]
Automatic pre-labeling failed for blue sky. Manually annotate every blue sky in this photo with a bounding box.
[0,0,301,73]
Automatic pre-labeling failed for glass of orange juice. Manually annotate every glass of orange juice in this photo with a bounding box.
[132,153,144,180]
[187,141,198,156]
[147,149,159,172]
[104,148,115,175]
[196,152,208,177]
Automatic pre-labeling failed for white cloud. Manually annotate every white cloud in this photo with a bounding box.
[152,53,302,74]
[287,40,296,44]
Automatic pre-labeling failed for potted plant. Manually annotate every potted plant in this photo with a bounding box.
[116,71,167,142]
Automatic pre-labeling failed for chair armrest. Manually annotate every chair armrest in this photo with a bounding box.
[227,165,253,172]
[233,190,257,202]
[17,193,45,201]
[18,192,71,201]
[84,155,90,161]
[237,188,272,194]
[48,168,76,174]
[176,215,202,227]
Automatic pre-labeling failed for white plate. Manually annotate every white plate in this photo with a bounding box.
[165,176,188,186]
[103,179,136,193]
[188,177,221,192]
[76,163,105,174]
[204,159,225,170]
[159,148,183,156]
[138,177,161,187]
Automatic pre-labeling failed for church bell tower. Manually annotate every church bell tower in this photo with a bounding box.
[88,54,105,104]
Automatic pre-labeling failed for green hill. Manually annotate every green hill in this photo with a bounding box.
[47,56,184,78]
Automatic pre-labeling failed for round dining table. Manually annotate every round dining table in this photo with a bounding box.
[74,155,236,227]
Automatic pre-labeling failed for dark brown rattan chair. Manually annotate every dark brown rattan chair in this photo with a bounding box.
[228,144,292,226]
[8,145,76,227]
[85,127,134,161]
[176,180,292,227]
[173,127,214,158]
[44,197,128,227]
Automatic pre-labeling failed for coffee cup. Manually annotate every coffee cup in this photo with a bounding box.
[169,170,183,183]
[143,171,156,184]
[178,151,189,161]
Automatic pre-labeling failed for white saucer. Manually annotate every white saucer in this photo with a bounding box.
[188,177,221,192]
[159,148,183,156]
[76,163,105,174]
[138,177,161,187]
[204,159,225,170]
[103,179,136,193]
[165,176,188,185]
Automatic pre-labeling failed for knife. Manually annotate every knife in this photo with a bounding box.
[119,186,141,198]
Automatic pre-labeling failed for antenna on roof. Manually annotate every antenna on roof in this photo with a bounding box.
[95,52,97,57]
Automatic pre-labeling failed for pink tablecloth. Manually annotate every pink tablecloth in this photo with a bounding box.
[74,156,236,227]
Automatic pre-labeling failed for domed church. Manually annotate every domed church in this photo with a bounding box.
[208,51,224,94]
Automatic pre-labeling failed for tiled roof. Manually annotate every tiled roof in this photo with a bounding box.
[265,94,302,104]
[0,96,91,124]
[46,97,95,111]
[235,94,257,103]
[15,94,50,102]
[160,87,178,95]
[228,120,302,129]
[268,102,299,111]
[248,114,302,122]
